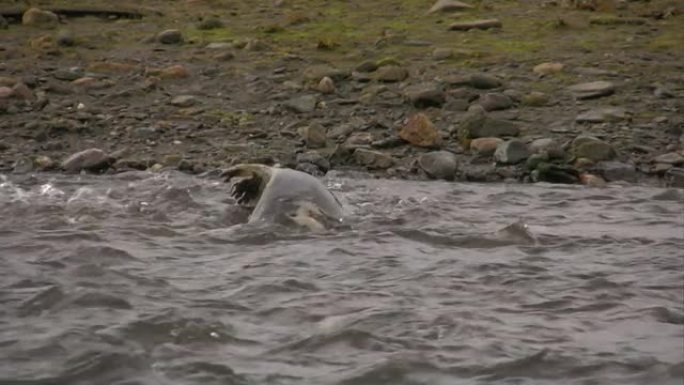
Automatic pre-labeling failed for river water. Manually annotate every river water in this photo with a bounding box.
[0,170,682,385]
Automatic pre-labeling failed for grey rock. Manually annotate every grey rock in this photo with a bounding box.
[295,162,325,177]
[405,84,445,108]
[206,42,233,49]
[572,135,617,161]
[665,168,684,188]
[327,123,356,140]
[296,151,330,172]
[53,67,84,81]
[157,29,183,44]
[576,107,628,123]
[458,109,520,138]
[444,99,470,111]
[134,126,158,138]
[596,160,638,182]
[12,157,34,174]
[375,66,409,83]
[298,122,327,148]
[304,64,348,82]
[469,74,501,89]
[432,48,453,60]
[478,92,513,111]
[283,95,318,113]
[355,61,378,73]
[529,137,559,155]
[418,151,457,180]
[428,0,474,13]
[653,152,684,165]
[354,148,393,169]
[61,148,110,173]
[568,81,615,99]
[170,95,198,107]
[494,139,529,164]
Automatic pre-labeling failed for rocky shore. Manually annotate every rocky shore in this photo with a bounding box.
[1,0,682,187]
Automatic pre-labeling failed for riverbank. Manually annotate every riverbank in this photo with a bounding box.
[1,0,682,187]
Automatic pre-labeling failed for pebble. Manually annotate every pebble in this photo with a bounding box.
[354,148,394,169]
[298,122,327,148]
[533,62,564,76]
[399,113,443,148]
[61,148,110,173]
[22,7,59,26]
[316,76,336,94]
[576,107,628,123]
[283,95,318,113]
[568,81,615,99]
[418,151,458,180]
[470,137,503,156]
[428,0,474,13]
[404,84,446,108]
[571,135,617,161]
[170,95,199,107]
[478,92,513,111]
[157,29,183,44]
[494,139,529,164]
[375,66,409,82]
[468,74,501,89]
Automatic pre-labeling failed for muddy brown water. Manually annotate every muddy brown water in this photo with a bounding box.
[0,171,682,385]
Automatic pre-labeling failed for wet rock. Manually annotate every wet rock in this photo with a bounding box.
[354,148,393,169]
[449,19,502,31]
[478,92,513,111]
[533,62,564,76]
[56,29,76,47]
[464,164,499,182]
[283,95,318,113]
[61,148,110,173]
[298,122,327,148]
[522,91,550,107]
[296,151,330,172]
[375,66,409,83]
[316,76,336,94]
[653,152,684,165]
[576,107,628,123]
[428,0,474,13]
[572,136,617,162]
[22,8,59,26]
[665,168,684,188]
[468,73,501,89]
[12,157,34,174]
[157,29,183,44]
[470,137,503,156]
[596,160,638,182]
[399,113,442,148]
[579,173,606,187]
[170,95,199,108]
[404,84,445,108]
[418,151,458,180]
[494,139,529,164]
[458,109,520,139]
[533,163,580,184]
[568,81,615,99]
[432,48,453,60]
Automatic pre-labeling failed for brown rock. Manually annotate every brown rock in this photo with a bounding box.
[449,19,502,31]
[354,149,394,169]
[375,66,409,82]
[298,122,328,148]
[22,8,59,26]
[158,65,190,79]
[470,137,504,156]
[61,148,111,173]
[316,76,336,94]
[88,62,138,73]
[579,173,607,187]
[533,62,564,76]
[11,83,35,102]
[399,113,442,148]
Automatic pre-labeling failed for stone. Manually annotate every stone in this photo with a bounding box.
[197,17,224,30]
[356,61,378,73]
[296,162,325,177]
[572,136,617,161]
[298,122,327,148]
[574,157,596,169]
[134,126,158,138]
[316,76,336,94]
[157,29,183,44]
[12,157,34,174]
[432,48,453,60]
[34,156,55,170]
[399,113,443,148]
[56,29,75,47]
[170,95,198,107]
[0,87,12,99]
[162,154,183,167]
[494,139,529,164]
[212,50,235,61]
[596,161,638,182]
[61,148,110,173]
[11,83,34,102]
[478,92,513,111]
[428,0,474,13]
[375,66,409,82]
[296,151,330,172]
[568,81,615,99]
[533,62,564,76]
[345,132,373,147]
[468,74,501,89]
[0,14,7,30]
[418,151,458,180]
[206,42,233,50]
[533,163,580,184]
[354,149,393,169]
[458,109,520,139]
[405,84,445,108]
[653,152,684,165]
[88,62,138,74]
[579,173,606,187]
[283,95,318,113]
[53,67,84,81]
[529,137,561,156]
[522,91,550,107]
[576,107,628,123]
[665,168,684,188]
[470,137,503,156]
[304,64,347,82]
[22,8,59,26]
[449,19,502,31]
[327,123,356,140]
